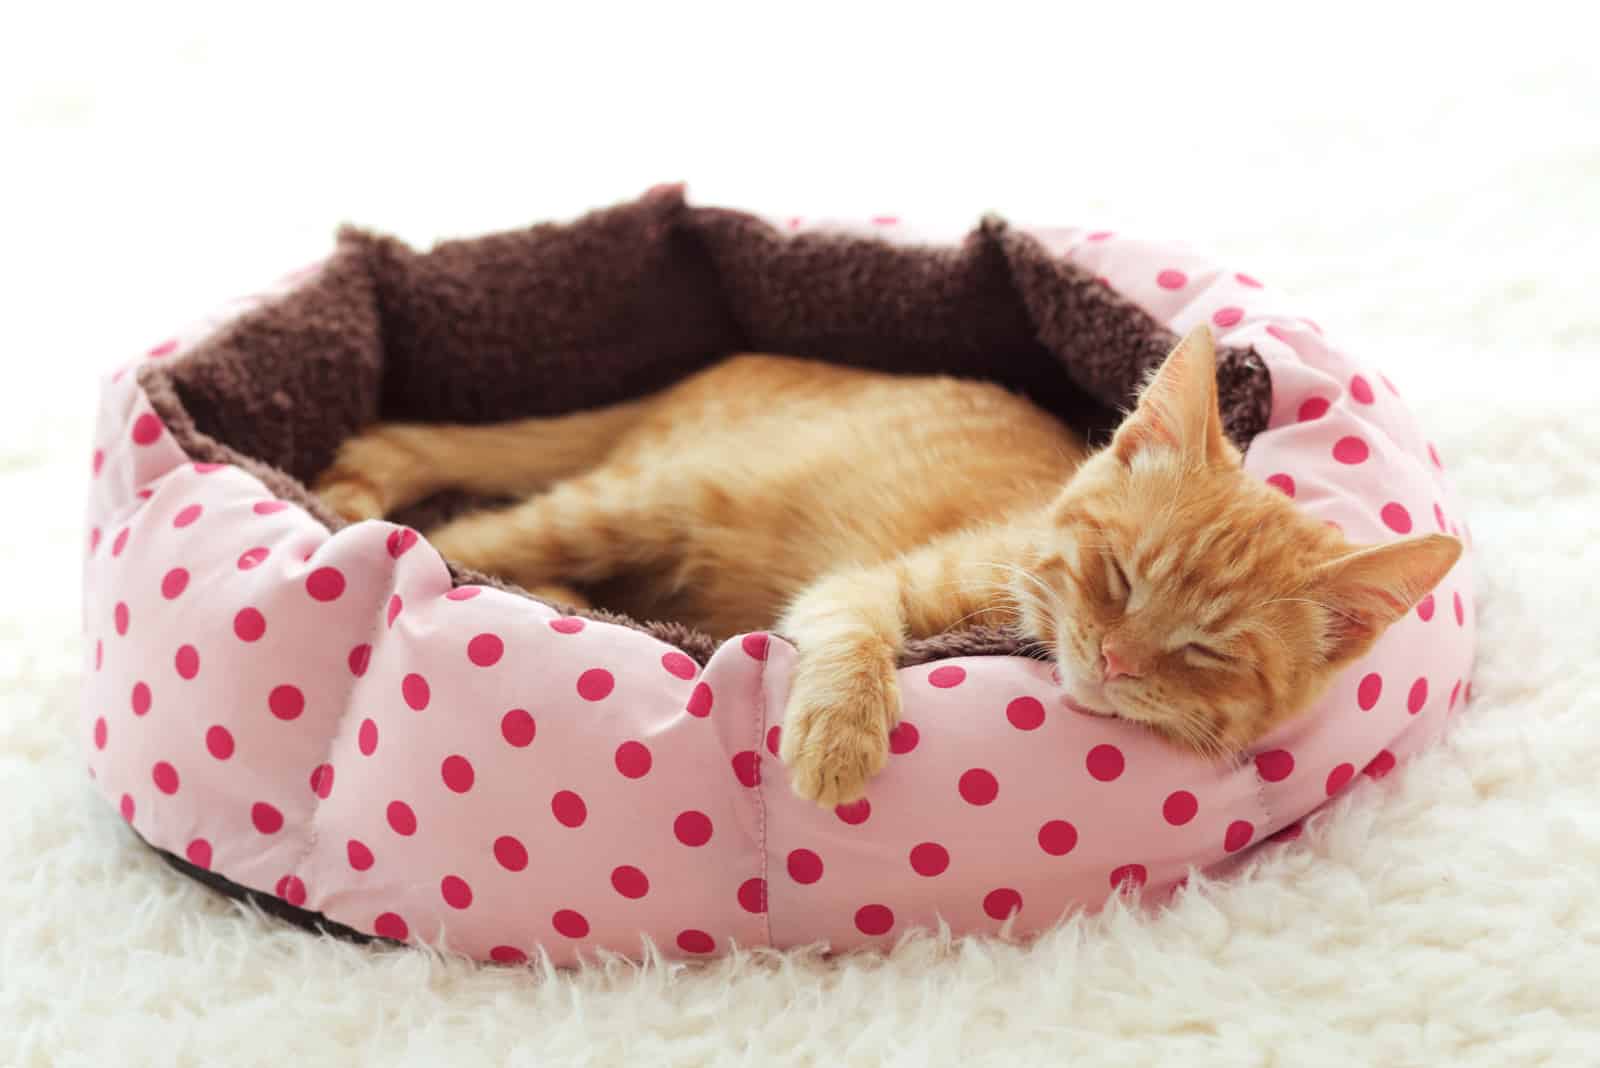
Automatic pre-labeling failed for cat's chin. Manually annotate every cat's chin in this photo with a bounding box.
[1061,692,1118,720]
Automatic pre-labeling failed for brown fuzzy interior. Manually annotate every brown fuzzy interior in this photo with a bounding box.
[138,187,1272,665]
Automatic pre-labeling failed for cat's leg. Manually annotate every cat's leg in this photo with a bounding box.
[778,534,1016,805]
[424,472,668,595]
[314,402,646,522]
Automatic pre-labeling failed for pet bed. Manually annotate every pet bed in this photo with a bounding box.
[80,187,1476,965]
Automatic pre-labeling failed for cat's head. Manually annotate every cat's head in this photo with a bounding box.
[1015,325,1462,757]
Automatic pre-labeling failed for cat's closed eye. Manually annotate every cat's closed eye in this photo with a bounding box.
[1106,556,1131,601]
[1182,641,1232,665]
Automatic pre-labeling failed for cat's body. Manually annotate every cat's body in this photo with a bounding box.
[317,329,1460,805]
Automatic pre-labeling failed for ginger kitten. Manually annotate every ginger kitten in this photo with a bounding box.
[315,326,1460,805]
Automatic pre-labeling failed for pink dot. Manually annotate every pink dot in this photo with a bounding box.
[373,912,409,941]
[174,644,200,680]
[494,835,529,872]
[1454,591,1465,626]
[89,527,101,554]
[94,640,103,671]
[1297,397,1331,422]
[357,718,378,756]
[687,682,715,718]
[131,681,151,716]
[738,877,768,914]
[765,724,781,756]
[1212,306,1244,328]
[677,929,715,955]
[889,721,920,754]
[1449,678,1462,711]
[1349,375,1375,404]
[1038,819,1078,856]
[611,865,649,899]
[252,802,284,834]
[1156,269,1187,290]
[401,673,430,710]
[490,946,527,965]
[1255,749,1295,782]
[1358,672,1383,710]
[386,528,418,558]
[152,761,179,794]
[552,790,588,828]
[446,586,483,601]
[441,754,475,793]
[276,875,307,907]
[549,616,585,633]
[1381,502,1413,533]
[1224,820,1254,852]
[112,528,130,557]
[268,684,304,721]
[173,504,203,529]
[1433,502,1448,532]
[928,665,966,688]
[92,449,105,476]
[161,568,190,599]
[347,643,371,676]
[1087,230,1114,241]
[661,651,697,679]
[185,838,212,869]
[148,338,179,357]
[237,546,270,570]
[1086,744,1125,782]
[854,904,895,936]
[309,764,334,799]
[233,607,266,642]
[131,413,163,445]
[983,887,1023,921]
[386,801,417,836]
[1428,443,1443,469]
[119,794,136,822]
[731,750,761,788]
[93,716,108,750]
[1235,272,1264,288]
[674,810,713,846]
[305,567,346,602]
[1364,750,1397,779]
[347,839,374,871]
[1407,677,1429,714]
[1326,763,1356,795]
[193,462,224,474]
[114,602,130,636]
[1382,375,1399,395]
[910,842,950,876]
[742,632,770,661]
[1006,696,1045,730]
[1333,436,1370,465]
[385,595,403,627]
[1417,593,1436,621]
[1266,473,1295,497]
[1272,822,1304,843]
[440,875,473,909]
[552,909,591,939]
[253,500,289,516]
[1163,790,1199,826]
[501,708,536,747]
[468,633,504,667]
[614,740,653,779]
[205,725,234,759]
[958,768,999,805]
[836,798,871,825]
[787,848,824,885]
[577,668,615,701]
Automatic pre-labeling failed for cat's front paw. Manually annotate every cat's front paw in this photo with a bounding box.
[780,646,901,806]
[313,428,425,522]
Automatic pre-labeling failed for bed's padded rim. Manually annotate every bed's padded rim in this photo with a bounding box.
[138,189,1271,664]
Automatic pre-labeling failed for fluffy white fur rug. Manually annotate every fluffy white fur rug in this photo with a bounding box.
[3,7,1596,1065]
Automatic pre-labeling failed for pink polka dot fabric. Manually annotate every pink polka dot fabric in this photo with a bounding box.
[81,223,1475,965]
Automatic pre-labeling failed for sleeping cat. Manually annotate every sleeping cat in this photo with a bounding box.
[314,326,1460,805]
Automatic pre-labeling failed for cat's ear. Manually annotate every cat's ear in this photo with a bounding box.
[1310,534,1463,664]
[1112,324,1232,467]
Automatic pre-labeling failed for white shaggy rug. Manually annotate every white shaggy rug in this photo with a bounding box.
[3,7,1597,1065]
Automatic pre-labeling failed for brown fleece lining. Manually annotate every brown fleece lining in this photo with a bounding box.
[139,187,1271,666]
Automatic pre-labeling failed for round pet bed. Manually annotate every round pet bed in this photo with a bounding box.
[81,187,1476,965]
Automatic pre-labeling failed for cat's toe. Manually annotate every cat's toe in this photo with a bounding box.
[780,669,899,806]
[314,473,384,522]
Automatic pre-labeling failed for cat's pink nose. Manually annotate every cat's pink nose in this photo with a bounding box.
[1101,638,1139,681]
